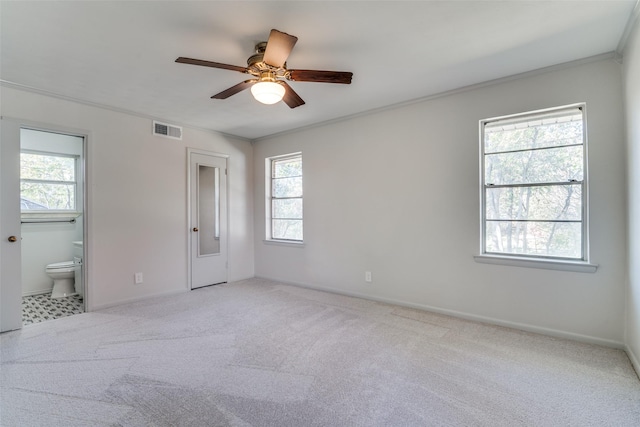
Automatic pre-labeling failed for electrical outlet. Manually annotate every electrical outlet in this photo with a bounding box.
[134,272,143,284]
[365,271,372,283]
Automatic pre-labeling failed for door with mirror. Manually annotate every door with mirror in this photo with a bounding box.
[189,150,228,289]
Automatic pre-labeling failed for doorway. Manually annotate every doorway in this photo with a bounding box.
[188,149,228,289]
[0,121,87,332]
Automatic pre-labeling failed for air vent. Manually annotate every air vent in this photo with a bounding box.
[153,121,182,140]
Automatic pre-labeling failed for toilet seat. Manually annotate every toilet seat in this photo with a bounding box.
[46,261,75,270]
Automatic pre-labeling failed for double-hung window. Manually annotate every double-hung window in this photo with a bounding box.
[480,104,588,262]
[268,153,303,242]
[20,150,78,212]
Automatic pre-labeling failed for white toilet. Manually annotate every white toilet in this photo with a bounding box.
[46,261,76,299]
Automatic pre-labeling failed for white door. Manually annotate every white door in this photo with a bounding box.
[189,150,228,289]
[0,118,23,332]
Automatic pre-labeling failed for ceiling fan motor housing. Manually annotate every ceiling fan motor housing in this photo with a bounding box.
[247,42,289,79]
[258,70,277,83]
[246,42,265,68]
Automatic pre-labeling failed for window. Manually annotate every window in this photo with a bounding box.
[267,153,303,241]
[20,151,78,212]
[480,104,588,261]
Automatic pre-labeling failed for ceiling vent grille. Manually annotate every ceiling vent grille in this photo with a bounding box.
[153,121,182,140]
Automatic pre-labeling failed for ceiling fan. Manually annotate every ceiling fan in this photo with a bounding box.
[176,29,353,108]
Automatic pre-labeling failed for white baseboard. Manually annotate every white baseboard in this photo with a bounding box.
[255,275,625,350]
[89,277,254,312]
[89,288,188,311]
[229,275,257,283]
[626,344,640,379]
[22,289,52,297]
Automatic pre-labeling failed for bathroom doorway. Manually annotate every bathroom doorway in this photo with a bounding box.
[19,128,86,325]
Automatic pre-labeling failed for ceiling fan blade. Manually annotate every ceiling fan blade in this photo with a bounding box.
[280,81,305,109]
[289,69,353,84]
[176,57,248,74]
[211,80,258,99]
[263,29,298,68]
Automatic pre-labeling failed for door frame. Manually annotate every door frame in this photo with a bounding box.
[186,148,230,290]
[0,117,90,333]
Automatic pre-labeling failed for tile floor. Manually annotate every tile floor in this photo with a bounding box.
[22,294,84,325]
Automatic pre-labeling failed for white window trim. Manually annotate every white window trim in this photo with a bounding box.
[476,103,597,273]
[473,254,597,273]
[265,152,303,244]
[262,239,305,247]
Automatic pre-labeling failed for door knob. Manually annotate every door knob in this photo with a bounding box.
[193,227,199,232]
[7,236,17,242]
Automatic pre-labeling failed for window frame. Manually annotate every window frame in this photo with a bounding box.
[476,103,597,272]
[20,149,80,213]
[266,152,303,244]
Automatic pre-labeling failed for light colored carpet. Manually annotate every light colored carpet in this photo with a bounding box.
[1,278,639,426]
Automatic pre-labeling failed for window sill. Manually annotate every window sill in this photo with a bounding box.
[21,211,81,221]
[474,254,598,273]
[263,239,305,248]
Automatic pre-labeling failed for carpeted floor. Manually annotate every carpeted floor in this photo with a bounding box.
[1,278,639,426]
[22,294,84,325]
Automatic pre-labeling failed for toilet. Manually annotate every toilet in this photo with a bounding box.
[46,261,76,299]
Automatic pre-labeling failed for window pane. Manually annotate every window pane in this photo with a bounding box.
[273,198,302,219]
[486,184,582,221]
[485,221,582,259]
[21,153,75,181]
[21,197,48,210]
[273,157,302,178]
[20,182,76,210]
[273,177,302,198]
[272,219,303,240]
[485,145,583,185]
[484,115,582,153]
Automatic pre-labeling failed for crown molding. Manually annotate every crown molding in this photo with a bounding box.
[253,52,617,143]
[0,80,251,143]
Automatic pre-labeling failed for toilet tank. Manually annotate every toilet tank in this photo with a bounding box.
[72,241,83,298]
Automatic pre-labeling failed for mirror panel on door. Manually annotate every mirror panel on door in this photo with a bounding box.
[197,164,220,256]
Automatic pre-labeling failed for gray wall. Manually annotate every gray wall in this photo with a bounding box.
[1,86,255,310]
[254,58,627,346]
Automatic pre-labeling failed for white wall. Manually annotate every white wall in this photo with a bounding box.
[1,86,255,310]
[624,15,640,372]
[20,129,84,296]
[254,58,627,346]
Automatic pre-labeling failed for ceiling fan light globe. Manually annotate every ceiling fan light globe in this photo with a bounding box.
[251,81,285,104]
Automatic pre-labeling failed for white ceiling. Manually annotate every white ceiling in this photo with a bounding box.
[1,1,636,140]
